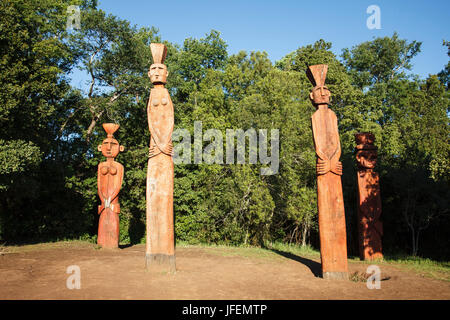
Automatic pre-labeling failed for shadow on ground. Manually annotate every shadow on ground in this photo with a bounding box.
[119,244,134,249]
[268,248,322,277]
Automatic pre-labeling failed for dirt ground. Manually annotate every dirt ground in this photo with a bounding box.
[0,241,449,300]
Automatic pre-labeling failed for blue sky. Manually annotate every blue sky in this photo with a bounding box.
[71,0,450,89]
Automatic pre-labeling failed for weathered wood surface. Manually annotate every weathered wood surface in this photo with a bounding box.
[97,123,124,249]
[146,43,175,272]
[308,64,348,280]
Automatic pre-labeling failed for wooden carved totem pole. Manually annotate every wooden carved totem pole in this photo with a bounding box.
[355,132,383,260]
[308,64,348,280]
[97,123,125,249]
[146,43,175,272]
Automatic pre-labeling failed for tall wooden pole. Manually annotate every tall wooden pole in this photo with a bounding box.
[145,43,175,272]
[308,64,348,280]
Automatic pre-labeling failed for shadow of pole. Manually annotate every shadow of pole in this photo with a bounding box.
[268,248,322,278]
[118,243,134,249]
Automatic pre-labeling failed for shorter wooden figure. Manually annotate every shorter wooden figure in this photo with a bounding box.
[97,123,125,249]
[355,132,383,260]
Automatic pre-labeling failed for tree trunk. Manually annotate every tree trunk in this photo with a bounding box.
[301,223,307,247]
[413,229,420,257]
[411,227,416,256]
[86,109,104,142]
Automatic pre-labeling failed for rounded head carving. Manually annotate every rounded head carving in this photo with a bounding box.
[355,132,375,146]
[356,149,377,169]
[355,132,377,169]
[98,123,124,159]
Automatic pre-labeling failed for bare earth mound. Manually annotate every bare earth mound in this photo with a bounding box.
[0,242,449,300]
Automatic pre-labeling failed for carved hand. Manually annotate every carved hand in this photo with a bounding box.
[148,145,161,158]
[316,158,331,175]
[317,158,343,175]
[330,158,343,176]
[161,141,173,156]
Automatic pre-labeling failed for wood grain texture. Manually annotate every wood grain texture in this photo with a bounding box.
[146,43,175,272]
[97,123,124,249]
[308,64,348,280]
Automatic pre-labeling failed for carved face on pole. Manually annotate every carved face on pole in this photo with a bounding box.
[97,123,124,159]
[307,64,331,107]
[355,132,377,170]
[356,149,377,169]
[310,85,331,106]
[148,43,168,85]
[148,63,168,84]
[98,138,124,159]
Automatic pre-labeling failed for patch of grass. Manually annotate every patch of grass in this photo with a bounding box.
[0,242,6,255]
[349,271,370,282]
[176,240,321,262]
[348,253,450,282]
[176,241,280,260]
[265,241,321,259]
[0,239,97,254]
[178,241,449,282]
[382,255,450,282]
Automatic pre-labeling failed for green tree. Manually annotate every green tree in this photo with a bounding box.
[342,32,421,89]
[0,0,92,241]
[438,40,450,90]
[343,33,449,257]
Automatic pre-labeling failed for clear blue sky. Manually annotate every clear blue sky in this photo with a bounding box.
[71,0,450,89]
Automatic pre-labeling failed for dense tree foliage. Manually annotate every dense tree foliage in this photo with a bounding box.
[0,1,448,259]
